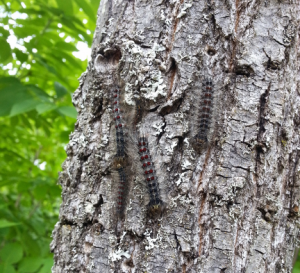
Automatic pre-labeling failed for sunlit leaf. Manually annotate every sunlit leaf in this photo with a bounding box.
[21,233,41,257]
[74,0,96,23]
[0,219,20,229]
[10,99,40,116]
[54,82,69,99]
[0,80,32,116]
[39,257,53,273]
[0,243,23,264]
[36,103,57,114]
[0,38,12,64]
[57,106,77,119]
[0,27,10,39]
[13,49,28,63]
[55,41,78,52]
[0,264,17,273]
[55,0,73,15]
[18,257,43,273]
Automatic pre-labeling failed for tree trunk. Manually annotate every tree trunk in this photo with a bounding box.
[51,0,300,272]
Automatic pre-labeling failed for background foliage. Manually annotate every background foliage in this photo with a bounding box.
[0,0,97,272]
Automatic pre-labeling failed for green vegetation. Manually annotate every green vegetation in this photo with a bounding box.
[294,252,300,273]
[0,0,97,272]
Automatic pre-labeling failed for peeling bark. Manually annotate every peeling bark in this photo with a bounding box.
[51,0,300,272]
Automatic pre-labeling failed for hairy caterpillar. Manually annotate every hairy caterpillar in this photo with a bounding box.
[193,78,214,148]
[138,136,163,214]
[112,87,128,215]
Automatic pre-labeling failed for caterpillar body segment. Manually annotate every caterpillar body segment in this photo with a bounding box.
[138,136,163,214]
[111,87,129,216]
[112,88,127,159]
[116,166,127,214]
[194,78,215,147]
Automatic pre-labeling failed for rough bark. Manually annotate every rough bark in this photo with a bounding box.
[51,0,300,272]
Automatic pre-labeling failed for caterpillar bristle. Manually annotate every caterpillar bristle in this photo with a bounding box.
[137,136,164,217]
[111,86,130,217]
[191,77,215,151]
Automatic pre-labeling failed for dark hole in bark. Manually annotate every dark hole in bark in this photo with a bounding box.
[104,47,122,65]
[207,46,216,56]
[174,232,181,249]
[149,105,160,112]
[81,153,91,162]
[92,223,104,234]
[176,136,184,152]
[96,47,122,66]
[220,268,227,272]
[93,97,103,117]
[83,219,93,228]
[293,115,300,126]
[159,97,183,116]
[133,98,144,125]
[275,261,282,273]
[169,57,177,72]
[281,128,288,143]
[277,159,284,173]
[234,65,254,77]
[124,258,134,268]
[166,57,178,99]
[226,200,233,211]
[267,60,280,70]
[288,205,299,218]
[66,178,70,187]
[257,207,272,222]
[60,217,75,226]
[211,14,216,31]
[255,144,264,162]
[156,116,166,144]
[258,89,269,137]
[74,165,83,188]
[94,194,104,208]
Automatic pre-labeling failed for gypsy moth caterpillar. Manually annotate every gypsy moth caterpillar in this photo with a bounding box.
[195,78,214,144]
[190,78,216,151]
[111,87,129,216]
[137,136,164,216]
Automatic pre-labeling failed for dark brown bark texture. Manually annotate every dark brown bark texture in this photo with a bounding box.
[51,0,300,272]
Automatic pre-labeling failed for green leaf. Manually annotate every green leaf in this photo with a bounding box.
[28,85,51,102]
[39,257,53,273]
[13,49,28,63]
[49,185,61,198]
[55,0,73,15]
[0,76,21,88]
[74,0,96,23]
[21,233,41,257]
[0,79,32,116]
[36,103,57,114]
[0,219,20,229]
[0,38,12,64]
[0,264,16,273]
[18,257,43,273]
[0,243,23,264]
[10,99,40,116]
[55,41,78,52]
[33,184,48,201]
[0,27,10,39]
[54,82,68,99]
[57,106,77,119]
